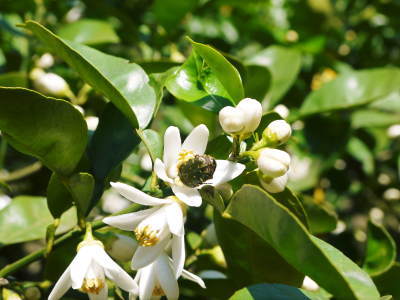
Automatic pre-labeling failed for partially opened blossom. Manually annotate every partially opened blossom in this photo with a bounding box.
[130,253,205,300]
[48,239,137,300]
[103,183,186,273]
[154,125,245,207]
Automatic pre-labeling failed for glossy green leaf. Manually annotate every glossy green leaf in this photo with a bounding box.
[369,92,400,112]
[0,196,76,245]
[215,212,304,288]
[300,68,400,116]
[374,263,400,299]
[206,135,232,160]
[67,172,94,216]
[47,173,73,218]
[244,65,271,100]
[246,46,301,106]
[301,196,337,235]
[351,110,400,128]
[273,188,309,228]
[57,19,119,45]
[0,87,87,176]
[229,283,309,300]
[24,21,156,128]
[137,129,162,162]
[226,185,380,300]
[200,186,225,213]
[363,220,396,276]
[347,137,374,175]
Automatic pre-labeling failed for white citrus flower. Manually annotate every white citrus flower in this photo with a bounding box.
[130,253,205,300]
[259,173,288,194]
[31,69,70,97]
[263,120,292,145]
[218,98,262,135]
[48,239,137,300]
[154,125,245,207]
[103,183,186,274]
[257,148,290,178]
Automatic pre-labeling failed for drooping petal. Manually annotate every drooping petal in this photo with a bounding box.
[163,126,181,171]
[131,238,169,270]
[208,160,245,186]
[48,265,72,300]
[181,269,206,289]
[155,254,179,300]
[165,202,184,236]
[171,234,185,278]
[111,182,169,206]
[103,207,159,231]
[138,265,156,300]
[181,124,209,155]
[88,284,108,300]
[70,246,93,289]
[154,159,174,183]
[171,185,202,207]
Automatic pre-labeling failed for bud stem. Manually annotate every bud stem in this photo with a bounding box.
[229,135,241,160]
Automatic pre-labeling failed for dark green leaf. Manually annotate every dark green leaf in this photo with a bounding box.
[137,129,162,162]
[152,0,198,30]
[47,173,73,218]
[0,87,87,176]
[206,135,232,160]
[374,263,400,300]
[273,188,309,228]
[67,172,95,216]
[0,72,27,87]
[244,65,271,100]
[200,186,225,213]
[229,283,310,300]
[301,196,337,235]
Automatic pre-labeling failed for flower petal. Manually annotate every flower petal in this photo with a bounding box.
[171,185,202,207]
[139,265,156,300]
[163,126,181,171]
[88,284,108,300]
[155,254,179,300]
[48,265,72,300]
[166,202,184,236]
[172,234,185,278]
[103,207,158,231]
[182,269,206,289]
[209,160,245,186]
[111,182,168,206]
[70,246,93,289]
[131,238,169,270]
[154,159,174,183]
[181,124,209,155]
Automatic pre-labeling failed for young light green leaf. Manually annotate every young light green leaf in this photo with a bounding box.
[351,110,400,129]
[0,87,87,176]
[226,185,380,300]
[137,129,163,161]
[229,283,310,300]
[23,21,156,128]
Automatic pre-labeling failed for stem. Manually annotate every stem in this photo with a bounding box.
[0,162,42,182]
[0,204,140,278]
[229,135,241,160]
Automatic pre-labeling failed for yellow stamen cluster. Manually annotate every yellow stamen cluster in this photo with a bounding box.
[177,150,195,167]
[152,285,165,296]
[81,278,105,295]
[134,225,159,247]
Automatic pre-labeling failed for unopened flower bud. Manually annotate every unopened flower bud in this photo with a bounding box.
[24,286,41,300]
[36,53,54,69]
[31,70,70,97]
[273,104,289,119]
[260,173,288,193]
[219,106,245,134]
[257,148,290,178]
[140,152,153,172]
[263,120,292,145]
[236,98,262,133]
[107,234,137,262]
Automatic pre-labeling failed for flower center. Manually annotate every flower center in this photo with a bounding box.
[134,225,160,247]
[81,278,104,295]
[152,285,165,296]
[177,152,217,188]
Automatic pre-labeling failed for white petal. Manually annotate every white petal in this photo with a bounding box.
[209,160,245,186]
[163,126,181,171]
[154,159,173,183]
[171,185,202,207]
[139,265,156,300]
[155,254,179,300]
[88,284,108,300]
[70,247,93,289]
[111,182,168,206]
[103,207,159,231]
[48,265,72,300]
[166,202,184,236]
[131,238,169,270]
[182,269,206,289]
[171,234,185,278]
[181,124,209,155]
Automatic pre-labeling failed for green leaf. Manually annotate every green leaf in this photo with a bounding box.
[24,21,156,128]
[226,185,380,300]
[347,137,374,175]
[246,46,301,106]
[200,186,225,213]
[0,72,27,87]
[0,87,87,176]
[0,196,76,245]
[189,38,244,103]
[229,283,310,300]
[47,173,73,218]
[137,129,163,162]
[351,110,400,129]
[300,68,400,116]
[152,0,198,30]
[206,135,232,160]
[244,65,271,101]
[57,19,119,45]
[363,220,396,276]
[67,172,95,216]
[273,188,309,228]
[301,196,338,235]
[215,212,304,289]
[374,263,400,299]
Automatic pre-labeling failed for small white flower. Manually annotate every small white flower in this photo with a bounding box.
[86,116,100,131]
[218,98,262,135]
[273,104,289,119]
[103,183,186,274]
[37,53,54,69]
[263,120,292,145]
[31,69,70,97]
[388,124,400,138]
[130,253,205,300]
[48,240,137,300]
[257,148,290,178]
[259,173,288,193]
[154,125,245,207]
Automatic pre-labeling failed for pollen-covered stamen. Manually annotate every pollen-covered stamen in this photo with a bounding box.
[178,153,217,188]
[152,284,165,296]
[81,278,105,295]
[134,225,160,247]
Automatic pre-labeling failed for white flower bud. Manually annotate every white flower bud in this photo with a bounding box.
[273,104,290,119]
[85,116,99,131]
[140,152,153,171]
[32,71,70,97]
[236,98,262,133]
[107,234,137,262]
[263,119,292,145]
[388,124,400,138]
[257,148,290,178]
[37,53,54,69]
[0,194,11,211]
[219,106,245,134]
[260,173,288,193]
